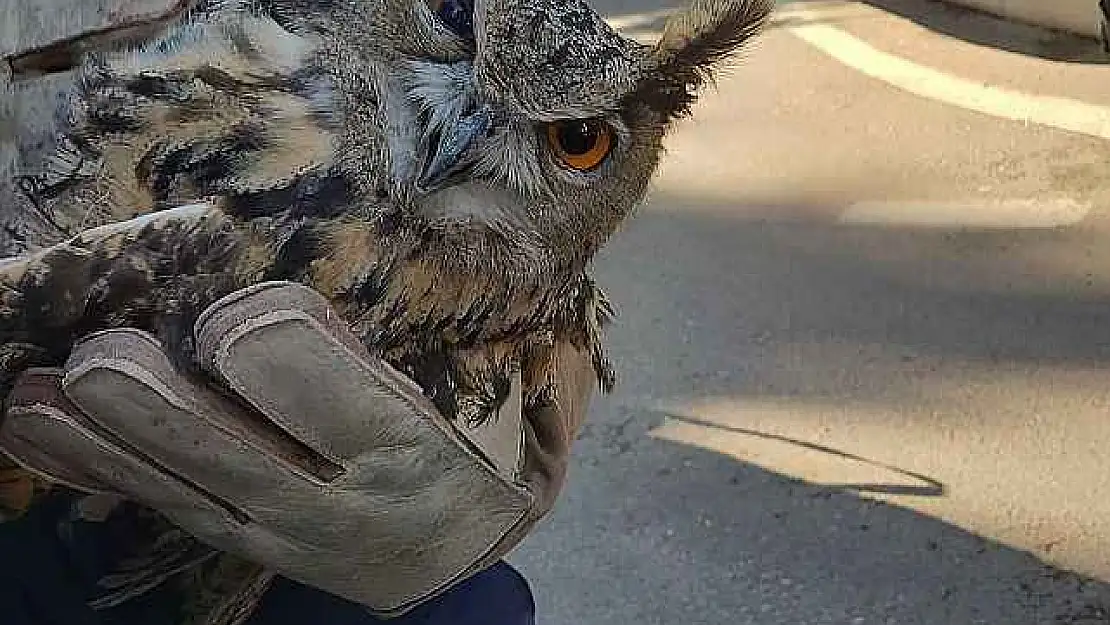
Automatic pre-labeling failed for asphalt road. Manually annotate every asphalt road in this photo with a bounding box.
[511,2,1110,624]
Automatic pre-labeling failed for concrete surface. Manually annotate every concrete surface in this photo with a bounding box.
[510,2,1110,624]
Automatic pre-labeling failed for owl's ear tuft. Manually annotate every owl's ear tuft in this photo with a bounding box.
[629,0,774,120]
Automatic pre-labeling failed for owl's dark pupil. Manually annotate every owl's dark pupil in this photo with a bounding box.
[557,122,599,156]
[433,0,475,40]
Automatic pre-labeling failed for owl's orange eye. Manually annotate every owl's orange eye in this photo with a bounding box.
[545,119,614,172]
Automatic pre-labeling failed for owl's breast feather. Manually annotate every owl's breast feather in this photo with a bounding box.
[0,199,613,423]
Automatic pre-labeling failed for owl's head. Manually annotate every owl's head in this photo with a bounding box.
[319,0,773,269]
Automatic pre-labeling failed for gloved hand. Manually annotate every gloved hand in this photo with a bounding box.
[0,281,595,617]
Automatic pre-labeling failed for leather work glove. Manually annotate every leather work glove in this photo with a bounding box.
[0,281,596,617]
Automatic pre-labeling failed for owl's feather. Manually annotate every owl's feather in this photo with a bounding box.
[0,0,773,623]
[634,0,776,118]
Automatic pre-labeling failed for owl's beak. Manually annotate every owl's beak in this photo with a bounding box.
[416,106,491,194]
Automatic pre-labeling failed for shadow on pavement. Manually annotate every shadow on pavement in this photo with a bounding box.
[516,423,1110,625]
[860,0,1110,64]
[658,412,945,498]
[513,191,1110,624]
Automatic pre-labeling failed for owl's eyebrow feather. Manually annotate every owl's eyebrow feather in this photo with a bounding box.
[624,0,774,120]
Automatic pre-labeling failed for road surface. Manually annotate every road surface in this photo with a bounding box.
[511,1,1110,624]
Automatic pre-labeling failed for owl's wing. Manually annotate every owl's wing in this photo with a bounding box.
[1,0,199,256]
[2,61,86,256]
[0,0,342,366]
[4,0,346,266]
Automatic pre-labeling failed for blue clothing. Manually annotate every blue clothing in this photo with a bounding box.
[0,493,535,625]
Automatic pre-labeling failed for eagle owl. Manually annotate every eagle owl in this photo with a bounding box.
[0,0,773,622]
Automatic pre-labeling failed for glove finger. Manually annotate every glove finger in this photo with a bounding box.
[193,282,452,467]
[61,328,340,519]
[1,376,298,587]
[1,369,243,531]
[1,368,114,495]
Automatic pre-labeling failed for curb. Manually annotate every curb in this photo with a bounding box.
[935,0,1103,40]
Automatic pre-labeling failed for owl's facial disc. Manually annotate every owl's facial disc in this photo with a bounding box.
[416,105,491,194]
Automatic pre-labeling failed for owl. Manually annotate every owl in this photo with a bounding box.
[0,0,773,622]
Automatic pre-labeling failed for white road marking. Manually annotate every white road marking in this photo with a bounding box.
[785,6,1110,142]
[838,198,1092,228]
[609,4,1099,228]
[608,3,1110,141]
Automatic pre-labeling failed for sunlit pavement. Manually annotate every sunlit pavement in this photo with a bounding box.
[510,1,1110,623]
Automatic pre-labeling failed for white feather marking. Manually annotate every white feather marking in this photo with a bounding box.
[401,61,553,203]
[373,62,421,197]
